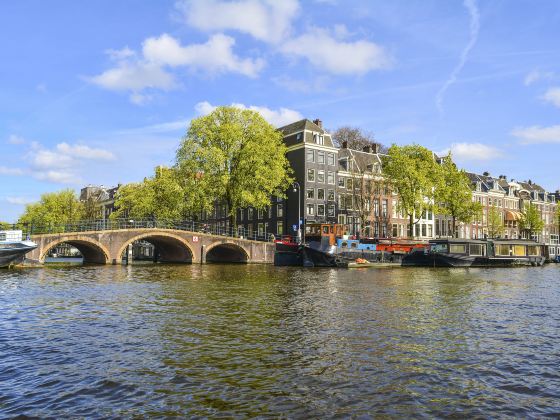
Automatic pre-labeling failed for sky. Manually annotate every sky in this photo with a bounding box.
[1,0,560,221]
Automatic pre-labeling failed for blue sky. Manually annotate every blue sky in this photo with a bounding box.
[2,0,560,221]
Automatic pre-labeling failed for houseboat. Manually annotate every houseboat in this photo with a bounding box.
[0,230,37,268]
[274,223,429,267]
[402,238,546,267]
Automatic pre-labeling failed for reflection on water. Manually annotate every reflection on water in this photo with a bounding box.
[1,265,559,417]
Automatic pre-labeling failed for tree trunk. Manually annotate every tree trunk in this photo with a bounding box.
[452,216,457,238]
[409,214,414,238]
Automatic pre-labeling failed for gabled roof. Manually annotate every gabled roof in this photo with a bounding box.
[278,119,326,136]
[338,147,382,173]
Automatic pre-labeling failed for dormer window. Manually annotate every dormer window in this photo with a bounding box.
[313,133,324,145]
[476,182,481,192]
[296,133,302,141]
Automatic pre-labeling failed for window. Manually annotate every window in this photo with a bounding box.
[327,189,335,201]
[258,223,264,236]
[277,222,284,235]
[345,195,353,209]
[317,151,325,164]
[338,177,345,188]
[248,208,254,220]
[313,133,324,145]
[449,244,467,254]
[317,189,325,200]
[296,133,302,141]
[277,203,284,217]
[258,208,263,219]
[374,199,379,216]
[307,204,315,215]
[347,178,353,189]
[392,224,398,237]
[382,200,388,217]
[307,169,315,182]
[328,204,335,217]
[327,153,335,166]
[306,149,314,162]
[327,171,335,185]
[421,224,426,237]
[470,244,484,256]
[338,194,345,209]
[317,204,325,216]
[307,189,315,199]
[317,170,325,183]
[338,214,347,225]
[239,209,244,221]
[496,245,510,256]
[268,206,272,218]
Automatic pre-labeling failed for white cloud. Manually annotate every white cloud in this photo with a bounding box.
[35,170,79,185]
[176,0,300,43]
[143,33,264,77]
[0,166,25,176]
[280,28,391,75]
[5,196,36,205]
[436,0,480,114]
[195,101,303,127]
[511,125,560,144]
[447,142,501,161]
[542,87,560,108]
[90,33,264,104]
[524,69,554,86]
[89,61,176,92]
[56,143,115,160]
[7,134,26,145]
[25,142,115,184]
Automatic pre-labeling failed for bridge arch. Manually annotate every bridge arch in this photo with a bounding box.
[205,241,249,263]
[40,237,110,264]
[117,232,194,264]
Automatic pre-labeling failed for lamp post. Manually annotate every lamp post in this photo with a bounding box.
[292,181,303,244]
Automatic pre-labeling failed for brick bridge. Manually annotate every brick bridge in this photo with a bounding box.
[27,228,275,265]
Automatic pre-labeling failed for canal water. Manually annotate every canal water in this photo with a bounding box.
[1,265,559,417]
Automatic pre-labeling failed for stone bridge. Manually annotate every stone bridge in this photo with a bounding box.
[27,228,275,265]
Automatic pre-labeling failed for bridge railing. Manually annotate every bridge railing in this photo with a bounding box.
[20,219,275,242]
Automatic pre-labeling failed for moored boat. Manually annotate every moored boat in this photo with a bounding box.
[0,230,37,268]
[402,238,546,267]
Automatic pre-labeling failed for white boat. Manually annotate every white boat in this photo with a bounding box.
[0,230,37,268]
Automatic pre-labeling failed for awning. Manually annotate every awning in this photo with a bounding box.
[505,210,522,221]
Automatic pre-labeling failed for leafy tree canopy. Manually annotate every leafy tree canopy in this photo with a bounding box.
[435,153,482,237]
[111,166,186,220]
[18,189,84,227]
[382,144,441,237]
[176,106,293,227]
[486,206,505,239]
[520,202,544,238]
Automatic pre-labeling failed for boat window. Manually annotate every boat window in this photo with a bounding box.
[469,244,484,256]
[513,245,525,256]
[449,244,467,254]
[527,245,540,256]
[341,242,347,248]
[351,242,358,248]
[496,245,510,256]
[0,233,5,241]
[322,226,329,234]
[430,243,447,253]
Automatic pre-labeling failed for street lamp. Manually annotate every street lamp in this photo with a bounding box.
[292,181,303,244]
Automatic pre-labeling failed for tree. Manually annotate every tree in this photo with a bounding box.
[435,153,482,237]
[381,144,441,238]
[83,189,104,220]
[520,202,544,240]
[18,189,84,228]
[332,126,387,153]
[111,166,186,220]
[176,106,293,229]
[486,206,505,239]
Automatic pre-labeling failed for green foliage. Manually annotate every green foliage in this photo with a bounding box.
[111,166,186,220]
[382,144,440,237]
[176,106,293,226]
[520,202,544,238]
[18,189,84,228]
[0,222,12,230]
[486,206,505,239]
[435,153,482,237]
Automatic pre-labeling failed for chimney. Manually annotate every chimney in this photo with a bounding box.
[372,143,379,154]
[483,171,490,176]
[342,141,348,149]
[313,118,323,128]
[362,145,372,153]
